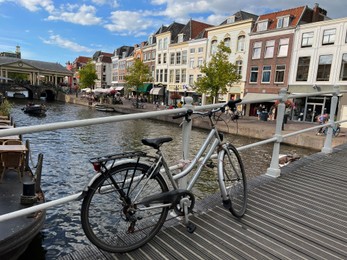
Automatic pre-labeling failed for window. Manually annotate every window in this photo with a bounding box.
[224,37,231,48]
[182,51,187,65]
[264,40,275,58]
[211,40,217,55]
[198,57,203,67]
[277,16,290,28]
[176,52,181,64]
[170,53,175,65]
[163,53,167,64]
[198,47,203,53]
[152,52,155,59]
[301,32,314,47]
[237,35,245,52]
[189,75,194,85]
[181,69,186,83]
[164,69,168,82]
[278,38,289,57]
[157,54,161,64]
[175,69,180,83]
[275,65,285,83]
[322,29,336,45]
[163,38,168,49]
[158,39,162,50]
[169,69,174,83]
[262,65,271,83]
[296,57,311,81]
[340,54,347,80]
[236,60,242,75]
[316,55,333,81]
[189,58,194,68]
[178,34,184,43]
[252,42,262,59]
[190,48,195,53]
[250,66,258,83]
[257,20,268,32]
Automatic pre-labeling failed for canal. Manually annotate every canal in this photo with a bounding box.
[9,100,315,259]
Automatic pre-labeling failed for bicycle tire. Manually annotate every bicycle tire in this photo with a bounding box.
[219,144,247,218]
[81,162,169,253]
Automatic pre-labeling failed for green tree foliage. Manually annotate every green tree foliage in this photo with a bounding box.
[195,41,241,103]
[8,72,27,82]
[79,62,98,89]
[0,98,12,116]
[124,59,152,107]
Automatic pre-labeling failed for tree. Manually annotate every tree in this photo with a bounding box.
[79,62,98,90]
[195,41,241,104]
[124,59,152,108]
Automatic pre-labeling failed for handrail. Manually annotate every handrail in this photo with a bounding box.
[0,87,346,222]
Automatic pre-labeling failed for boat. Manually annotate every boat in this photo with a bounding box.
[0,119,45,260]
[22,103,47,116]
[95,104,116,112]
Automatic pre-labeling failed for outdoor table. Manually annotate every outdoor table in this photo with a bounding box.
[0,145,27,152]
[0,136,21,142]
[0,120,11,125]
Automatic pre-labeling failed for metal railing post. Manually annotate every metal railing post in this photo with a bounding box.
[266,88,287,178]
[179,96,193,188]
[322,85,340,154]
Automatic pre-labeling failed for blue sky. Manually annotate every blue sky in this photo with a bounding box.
[0,0,345,66]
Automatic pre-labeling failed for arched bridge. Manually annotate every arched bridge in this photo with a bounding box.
[0,83,60,101]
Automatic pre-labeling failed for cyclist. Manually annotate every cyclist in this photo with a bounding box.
[316,113,329,135]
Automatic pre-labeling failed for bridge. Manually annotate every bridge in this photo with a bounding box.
[58,143,347,259]
[0,83,60,101]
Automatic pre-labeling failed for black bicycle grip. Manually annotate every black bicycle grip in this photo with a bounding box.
[172,109,193,119]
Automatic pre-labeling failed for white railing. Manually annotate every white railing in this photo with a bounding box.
[1,86,346,222]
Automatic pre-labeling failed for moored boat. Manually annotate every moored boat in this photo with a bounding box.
[95,104,115,112]
[0,118,45,260]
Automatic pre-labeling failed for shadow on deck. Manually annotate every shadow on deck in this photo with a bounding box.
[59,143,347,260]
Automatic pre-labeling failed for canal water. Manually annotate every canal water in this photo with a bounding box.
[9,100,315,259]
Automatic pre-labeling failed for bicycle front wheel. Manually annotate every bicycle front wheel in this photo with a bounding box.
[219,144,247,218]
[81,162,169,253]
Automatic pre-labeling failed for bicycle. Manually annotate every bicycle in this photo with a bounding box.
[80,99,247,253]
[316,123,341,137]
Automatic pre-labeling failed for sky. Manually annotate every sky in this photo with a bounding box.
[0,0,346,66]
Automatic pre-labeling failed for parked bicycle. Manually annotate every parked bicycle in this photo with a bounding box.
[80,99,247,253]
[316,123,341,137]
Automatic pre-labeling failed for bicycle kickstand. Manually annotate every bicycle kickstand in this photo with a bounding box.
[181,197,196,233]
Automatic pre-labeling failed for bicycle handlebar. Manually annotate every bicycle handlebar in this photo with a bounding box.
[172,99,242,120]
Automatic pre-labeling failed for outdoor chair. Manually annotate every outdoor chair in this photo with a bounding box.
[0,151,24,182]
[3,140,23,145]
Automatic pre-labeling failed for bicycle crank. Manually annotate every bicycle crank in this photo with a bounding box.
[173,191,195,216]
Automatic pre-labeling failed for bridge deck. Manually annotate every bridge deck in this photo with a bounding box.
[58,144,347,260]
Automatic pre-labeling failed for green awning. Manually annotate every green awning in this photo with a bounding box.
[137,83,153,93]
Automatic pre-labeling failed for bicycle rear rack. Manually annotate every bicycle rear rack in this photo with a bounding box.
[90,151,147,164]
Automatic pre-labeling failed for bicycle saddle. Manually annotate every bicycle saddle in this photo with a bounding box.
[142,137,173,149]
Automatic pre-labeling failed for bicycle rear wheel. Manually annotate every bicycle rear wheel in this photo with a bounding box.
[81,162,169,253]
[219,144,247,218]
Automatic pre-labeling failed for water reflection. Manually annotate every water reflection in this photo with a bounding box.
[9,100,315,259]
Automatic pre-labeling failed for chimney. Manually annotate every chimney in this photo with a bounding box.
[15,45,21,59]
[312,3,327,22]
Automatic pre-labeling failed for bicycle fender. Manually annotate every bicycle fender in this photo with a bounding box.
[82,158,153,193]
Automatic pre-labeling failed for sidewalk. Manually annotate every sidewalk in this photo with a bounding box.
[64,94,347,150]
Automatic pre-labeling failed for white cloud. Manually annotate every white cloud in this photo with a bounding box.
[46,4,102,25]
[104,11,153,35]
[41,33,93,53]
[17,0,55,13]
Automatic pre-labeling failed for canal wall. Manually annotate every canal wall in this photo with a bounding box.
[59,94,347,151]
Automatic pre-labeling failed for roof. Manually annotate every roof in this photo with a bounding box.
[73,56,91,64]
[165,22,185,41]
[0,56,72,74]
[175,19,213,42]
[219,10,258,25]
[253,6,306,32]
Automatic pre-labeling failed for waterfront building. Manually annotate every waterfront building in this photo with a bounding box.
[167,19,213,105]
[111,46,134,95]
[288,17,347,126]
[243,4,329,116]
[70,56,91,90]
[92,51,113,88]
[205,11,258,105]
